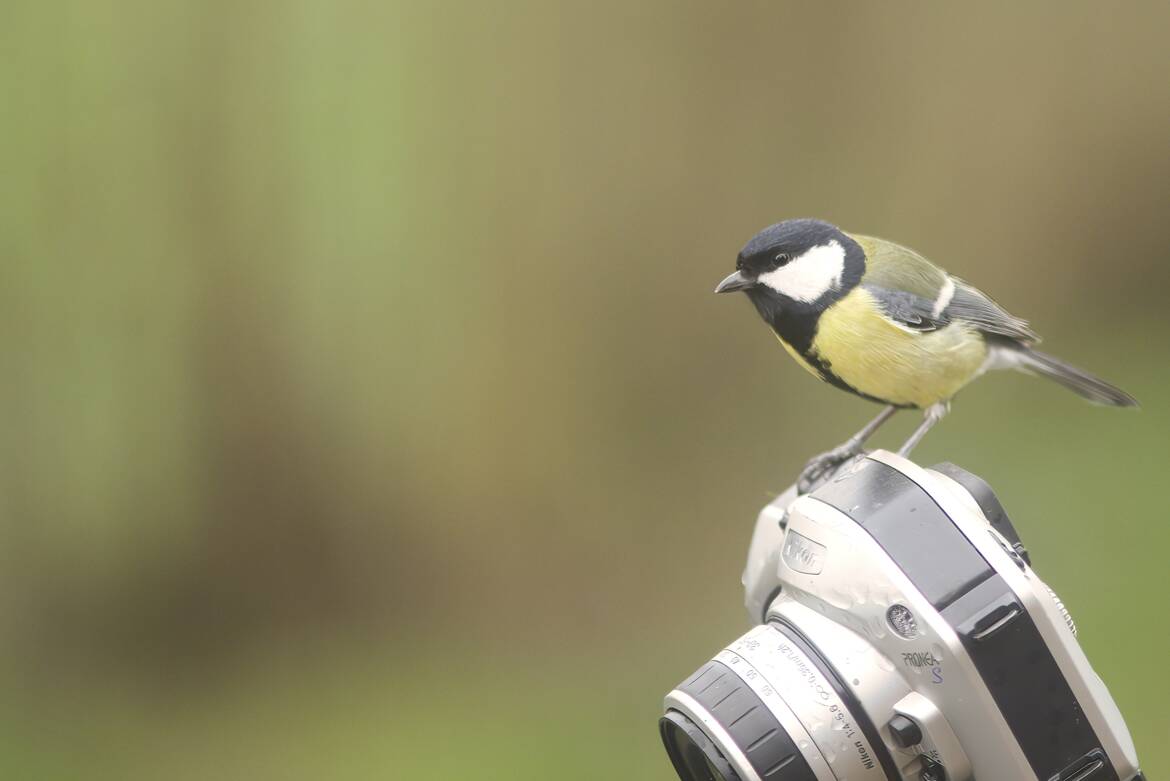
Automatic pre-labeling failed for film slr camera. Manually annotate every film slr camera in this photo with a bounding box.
[660,451,1146,781]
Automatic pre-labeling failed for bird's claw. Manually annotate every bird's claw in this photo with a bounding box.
[797,446,862,494]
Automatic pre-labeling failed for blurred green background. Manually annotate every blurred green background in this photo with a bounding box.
[3,2,1168,778]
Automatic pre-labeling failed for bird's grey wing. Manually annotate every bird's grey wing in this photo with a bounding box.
[851,234,1038,343]
[946,279,1038,343]
[862,279,1039,342]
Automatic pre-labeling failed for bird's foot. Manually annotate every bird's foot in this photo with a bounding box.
[798,444,864,494]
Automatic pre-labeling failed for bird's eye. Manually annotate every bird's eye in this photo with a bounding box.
[773,252,791,267]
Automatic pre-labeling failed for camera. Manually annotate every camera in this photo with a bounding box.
[659,451,1145,781]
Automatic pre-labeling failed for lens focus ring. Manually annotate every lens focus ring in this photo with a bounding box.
[669,659,817,781]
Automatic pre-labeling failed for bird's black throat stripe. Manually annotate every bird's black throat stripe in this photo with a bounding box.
[755,306,894,405]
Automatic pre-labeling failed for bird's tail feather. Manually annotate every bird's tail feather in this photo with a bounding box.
[1009,347,1138,407]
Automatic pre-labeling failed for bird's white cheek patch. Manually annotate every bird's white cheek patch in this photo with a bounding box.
[757,240,845,303]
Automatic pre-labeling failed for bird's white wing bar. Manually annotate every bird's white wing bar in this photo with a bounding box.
[931,276,956,319]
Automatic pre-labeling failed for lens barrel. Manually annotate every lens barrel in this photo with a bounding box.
[662,621,904,781]
[661,656,819,781]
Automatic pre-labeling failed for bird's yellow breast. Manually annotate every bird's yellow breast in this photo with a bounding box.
[811,288,988,408]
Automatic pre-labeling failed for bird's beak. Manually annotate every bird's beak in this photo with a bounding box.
[714,270,753,294]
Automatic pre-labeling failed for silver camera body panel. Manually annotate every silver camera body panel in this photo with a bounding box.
[665,450,1142,781]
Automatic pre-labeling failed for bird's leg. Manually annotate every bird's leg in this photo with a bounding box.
[833,404,899,457]
[798,405,898,493]
[897,401,950,457]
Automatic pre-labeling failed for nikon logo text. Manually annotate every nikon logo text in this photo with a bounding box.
[782,530,826,575]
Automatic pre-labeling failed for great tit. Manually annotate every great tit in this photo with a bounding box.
[715,218,1137,491]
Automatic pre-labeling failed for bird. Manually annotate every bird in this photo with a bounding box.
[715,218,1137,492]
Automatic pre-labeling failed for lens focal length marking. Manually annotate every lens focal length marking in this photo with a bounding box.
[724,626,885,780]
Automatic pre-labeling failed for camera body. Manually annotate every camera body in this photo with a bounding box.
[661,451,1144,781]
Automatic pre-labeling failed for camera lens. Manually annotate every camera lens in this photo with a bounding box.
[660,711,741,781]
[661,623,898,781]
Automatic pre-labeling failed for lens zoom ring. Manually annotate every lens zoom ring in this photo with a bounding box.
[678,660,817,780]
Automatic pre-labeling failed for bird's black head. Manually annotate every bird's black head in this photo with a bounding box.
[714,219,865,317]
